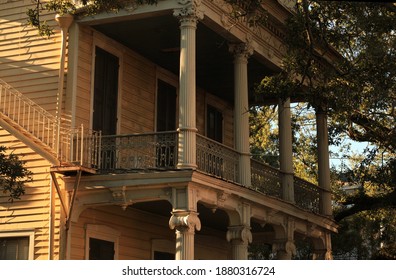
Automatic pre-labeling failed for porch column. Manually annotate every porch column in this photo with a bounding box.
[174,1,203,169]
[229,43,253,186]
[226,225,252,259]
[316,108,332,216]
[169,210,201,260]
[278,98,294,202]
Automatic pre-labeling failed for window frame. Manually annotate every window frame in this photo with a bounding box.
[0,231,35,260]
[85,224,120,260]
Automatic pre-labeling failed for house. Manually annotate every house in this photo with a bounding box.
[0,0,337,260]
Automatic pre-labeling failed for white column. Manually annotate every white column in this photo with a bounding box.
[316,108,333,216]
[278,98,294,202]
[174,1,203,169]
[169,210,201,260]
[272,218,296,260]
[229,43,253,186]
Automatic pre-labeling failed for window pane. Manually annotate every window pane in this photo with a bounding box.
[0,237,29,260]
[89,238,115,260]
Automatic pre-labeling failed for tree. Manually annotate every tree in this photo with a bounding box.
[0,146,32,201]
[256,0,396,221]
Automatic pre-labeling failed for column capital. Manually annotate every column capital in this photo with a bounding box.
[226,225,252,244]
[173,0,204,24]
[229,42,254,61]
[169,210,201,233]
[272,239,296,259]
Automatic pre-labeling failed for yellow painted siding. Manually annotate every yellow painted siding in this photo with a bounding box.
[0,0,61,117]
[0,128,60,260]
[70,205,230,260]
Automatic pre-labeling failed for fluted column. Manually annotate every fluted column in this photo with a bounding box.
[169,210,201,260]
[226,225,252,259]
[278,98,294,202]
[174,0,203,169]
[229,43,253,186]
[316,108,332,216]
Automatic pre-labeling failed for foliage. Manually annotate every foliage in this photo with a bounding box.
[0,146,32,202]
[26,0,159,37]
[255,0,396,219]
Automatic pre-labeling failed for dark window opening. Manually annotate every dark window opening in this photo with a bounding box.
[89,238,115,260]
[156,80,177,132]
[0,237,29,260]
[206,105,223,143]
[153,251,175,260]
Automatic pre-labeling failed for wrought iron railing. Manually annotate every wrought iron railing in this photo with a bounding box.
[0,79,57,150]
[250,159,282,198]
[294,177,321,213]
[98,131,178,171]
[196,134,239,182]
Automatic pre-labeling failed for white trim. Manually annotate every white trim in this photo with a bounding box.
[85,224,120,260]
[0,230,35,260]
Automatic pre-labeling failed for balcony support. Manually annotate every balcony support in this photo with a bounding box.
[230,42,253,186]
[174,1,203,169]
[316,108,333,217]
[278,98,294,203]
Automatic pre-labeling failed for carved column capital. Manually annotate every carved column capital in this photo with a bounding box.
[229,42,254,61]
[272,239,296,259]
[226,225,252,244]
[174,0,204,24]
[169,211,201,233]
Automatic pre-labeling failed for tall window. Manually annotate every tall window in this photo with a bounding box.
[206,105,223,143]
[156,80,177,132]
[0,237,29,260]
[93,47,119,135]
[85,224,119,260]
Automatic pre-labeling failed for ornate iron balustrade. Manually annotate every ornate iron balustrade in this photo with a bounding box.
[99,131,178,171]
[196,134,239,182]
[250,159,282,198]
[294,176,321,213]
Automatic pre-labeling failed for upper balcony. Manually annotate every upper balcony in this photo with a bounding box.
[56,128,327,215]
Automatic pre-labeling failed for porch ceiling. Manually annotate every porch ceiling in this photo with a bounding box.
[92,14,274,104]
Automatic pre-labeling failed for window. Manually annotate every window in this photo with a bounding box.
[0,232,34,260]
[156,79,177,132]
[89,238,115,260]
[151,239,175,260]
[85,224,120,260]
[206,105,223,143]
[93,46,119,135]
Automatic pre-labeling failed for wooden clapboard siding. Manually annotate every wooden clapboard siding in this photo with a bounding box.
[70,205,230,260]
[76,26,235,147]
[0,0,61,115]
[0,128,60,260]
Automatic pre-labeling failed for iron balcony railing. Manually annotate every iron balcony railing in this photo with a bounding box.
[98,131,178,171]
